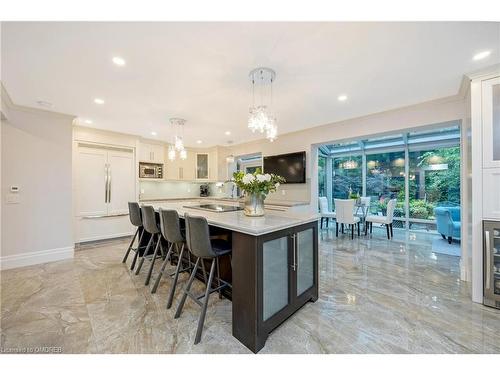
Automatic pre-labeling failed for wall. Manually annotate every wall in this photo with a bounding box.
[1,87,74,269]
[223,95,467,208]
[140,180,225,200]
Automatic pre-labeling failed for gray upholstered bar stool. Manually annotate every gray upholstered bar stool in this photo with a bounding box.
[151,209,192,309]
[135,205,165,286]
[122,202,144,270]
[174,213,232,345]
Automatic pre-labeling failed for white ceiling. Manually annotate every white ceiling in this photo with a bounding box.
[2,22,499,147]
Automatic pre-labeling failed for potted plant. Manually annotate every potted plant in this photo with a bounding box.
[231,169,285,216]
[348,191,360,204]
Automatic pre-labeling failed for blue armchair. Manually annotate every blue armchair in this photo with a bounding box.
[434,207,461,244]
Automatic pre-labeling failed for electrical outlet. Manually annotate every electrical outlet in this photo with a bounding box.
[140,189,145,194]
[6,193,20,204]
[281,189,286,196]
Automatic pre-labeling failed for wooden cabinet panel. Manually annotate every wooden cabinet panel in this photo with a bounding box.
[139,142,165,163]
[483,168,500,219]
[76,147,108,216]
[108,149,135,215]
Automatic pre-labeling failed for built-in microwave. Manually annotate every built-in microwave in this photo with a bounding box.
[139,162,163,179]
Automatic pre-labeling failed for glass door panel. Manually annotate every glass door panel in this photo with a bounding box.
[196,153,209,179]
[408,146,461,230]
[366,151,406,228]
[482,77,500,167]
[332,155,362,209]
[493,228,500,296]
[262,236,289,321]
[296,228,314,296]
[492,83,500,162]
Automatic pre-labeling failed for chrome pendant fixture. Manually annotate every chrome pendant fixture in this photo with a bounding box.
[168,118,187,161]
[342,144,358,170]
[248,67,278,142]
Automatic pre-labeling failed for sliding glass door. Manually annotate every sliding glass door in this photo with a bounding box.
[317,123,461,233]
[332,155,362,208]
[408,146,460,230]
[365,151,406,228]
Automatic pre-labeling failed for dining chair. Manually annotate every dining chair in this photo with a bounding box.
[318,197,336,228]
[334,199,360,239]
[365,199,397,239]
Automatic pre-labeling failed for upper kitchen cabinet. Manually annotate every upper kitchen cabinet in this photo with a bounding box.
[482,76,500,168]
[139,142,165,164]
[196,153,209,179]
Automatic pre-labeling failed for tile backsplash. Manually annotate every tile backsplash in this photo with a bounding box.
[139,181,227,200]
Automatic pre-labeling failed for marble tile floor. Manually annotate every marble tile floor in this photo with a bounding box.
[1,226,499,354]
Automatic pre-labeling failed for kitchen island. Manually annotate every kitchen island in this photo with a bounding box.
[144,201,319,353]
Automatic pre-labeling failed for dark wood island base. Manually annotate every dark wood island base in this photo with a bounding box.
[232,221,318,353]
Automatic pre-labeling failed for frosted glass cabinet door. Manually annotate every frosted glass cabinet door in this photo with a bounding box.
[262,236,289,321]
[482,77,500,168]
[196,153,209,179]
[296,228,314,296]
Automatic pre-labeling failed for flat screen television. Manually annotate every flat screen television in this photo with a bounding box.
[263,151,306,184]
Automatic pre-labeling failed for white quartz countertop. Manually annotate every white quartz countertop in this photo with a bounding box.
[140,196,310,207]
[145,200,318,236]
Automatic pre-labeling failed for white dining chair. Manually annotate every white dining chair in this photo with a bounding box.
[334,199,360,239]
[365,199,397,239]
[318,197,336,229]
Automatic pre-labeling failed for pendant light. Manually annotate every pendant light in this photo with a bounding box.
[248,67,278,142]
[168,118,187,161]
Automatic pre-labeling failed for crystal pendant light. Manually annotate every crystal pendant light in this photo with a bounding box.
[342,144,358,169]
[168,145,176,161]
[168,118,187,160]
[248,67,278,142]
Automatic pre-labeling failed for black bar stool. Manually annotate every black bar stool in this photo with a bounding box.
[174,213,232,345]
[122,202,144,270]
[135,205,164,285]
[151,209,192,309]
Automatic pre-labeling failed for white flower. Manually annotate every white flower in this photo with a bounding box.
[242,173,255,184]
[275,182,280,189]
[256,174,266,182]
[264,174,271,182]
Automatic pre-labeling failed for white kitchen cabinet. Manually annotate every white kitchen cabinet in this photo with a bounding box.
[164,149,196,180]
[483,168,500,219]
[75,144,135,242]
[482,76,500,168]
[139,142,164,164]
[196,153,209,180]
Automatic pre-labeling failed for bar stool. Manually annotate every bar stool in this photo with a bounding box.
[122,202,144,270]
[135,205,165,286]
[174,213,232,345]
[151,209,192,309]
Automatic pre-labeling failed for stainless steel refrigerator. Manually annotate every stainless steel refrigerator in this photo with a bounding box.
[484,221,500,309]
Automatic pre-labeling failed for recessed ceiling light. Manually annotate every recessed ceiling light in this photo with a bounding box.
[338,95,348,102]
[196,140,202,144]
[94,98,105,105]
[225,131,231,136]
[112,56,126,66]
[36,100,53,108]
[473,50,491,61]
[151,131,157,136]
[84,119,93,124]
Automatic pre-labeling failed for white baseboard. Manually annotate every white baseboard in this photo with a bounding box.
[0,246,74,270]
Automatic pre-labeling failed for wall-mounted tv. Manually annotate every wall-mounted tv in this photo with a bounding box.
[263,151,306,184]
